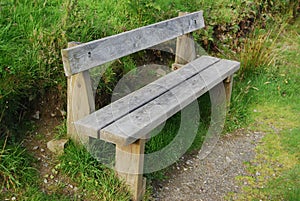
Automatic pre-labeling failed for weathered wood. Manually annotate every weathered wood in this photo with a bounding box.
[115,139,146,201]
[61,11,204,76]
[224,75,233,108]
[66,42,95,144]
[172,12,197,70]
[100,59,240,146]
[76,59,239,145]
[74,56,220,138]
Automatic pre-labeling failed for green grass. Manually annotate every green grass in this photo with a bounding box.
[0,139,36,190]
[0,0,299,200]
[226,16,300,201]
[58,141,131,201]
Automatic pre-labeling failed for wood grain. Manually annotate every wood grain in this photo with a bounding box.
[100,59,240,146]
[172,12,197,70]
[75,58,239,145]
[66,42,95,144]
[61,11,204,76]
[74,56,220,138]
[115,139,146,201]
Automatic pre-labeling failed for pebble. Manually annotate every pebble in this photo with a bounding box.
[11,197,16,201]
[186,160,193,165]
[33,146,39,150]
[44,179,48,184]
[40,148,45,152]
[226,156,232,163]
[32,111,40,120]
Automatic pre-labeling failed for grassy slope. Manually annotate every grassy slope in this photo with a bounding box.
[226,17,300,200]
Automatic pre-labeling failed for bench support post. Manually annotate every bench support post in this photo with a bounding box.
[66,42,95,144]
[224,75,233,108]
[115,139,146,201]
[172,12,197,71]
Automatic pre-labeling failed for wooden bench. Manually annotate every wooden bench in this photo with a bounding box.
[61,11,240,201]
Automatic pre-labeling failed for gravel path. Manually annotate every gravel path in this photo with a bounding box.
[152,129,264,201]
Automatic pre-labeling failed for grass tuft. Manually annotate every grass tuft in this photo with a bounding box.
[59,141,131,200]
[0,136,36,190]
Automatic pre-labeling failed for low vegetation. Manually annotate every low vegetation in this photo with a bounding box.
[0,0,299,200]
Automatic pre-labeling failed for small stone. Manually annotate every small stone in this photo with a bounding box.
[32,111,40,120]
[33,146,39,150]
[44,179,48,184]
[69,184,73,189]
[47,139,69,155]
[183,168,188,171]
[226,156,232,163]
[165,187,169,190]
[11,197,16,201]
[51,113,56,117]
[40,148,45,152]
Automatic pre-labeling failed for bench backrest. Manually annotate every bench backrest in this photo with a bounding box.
[61,11,204,76]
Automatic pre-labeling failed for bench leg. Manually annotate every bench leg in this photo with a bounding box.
[223,75,233,108]
[115,139,146,201]
[66,42,95,145]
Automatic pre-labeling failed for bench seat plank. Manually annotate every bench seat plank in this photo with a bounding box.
[61,11,204,76]
[100,59,239,146]
[74,56,220,138]
[75,58,239,145]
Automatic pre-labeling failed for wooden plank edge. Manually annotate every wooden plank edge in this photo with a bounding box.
[73,56,220,138]
[100,60,240,146]
[61,11,204,75]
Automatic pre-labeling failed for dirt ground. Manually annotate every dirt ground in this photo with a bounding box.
[151,129,264,201]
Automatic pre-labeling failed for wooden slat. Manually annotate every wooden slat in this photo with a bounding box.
[100,59,240,146]
[74,56,220,138]
[61,11,204,76]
